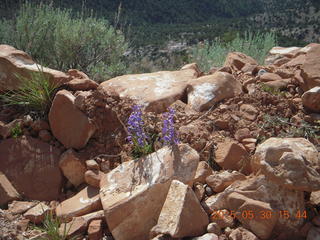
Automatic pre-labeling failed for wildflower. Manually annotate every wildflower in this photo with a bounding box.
[127,105,148,147]
[161,107,179,146]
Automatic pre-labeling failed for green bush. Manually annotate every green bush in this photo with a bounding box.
[1,68,57,116]
[0,2,128,81]
[190,31,277,72]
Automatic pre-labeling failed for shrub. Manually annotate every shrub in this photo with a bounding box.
[0,2,128,81]
[1,67,57,116]
[190,31,277,72]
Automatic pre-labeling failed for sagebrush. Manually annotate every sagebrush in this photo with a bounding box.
[0,2,128,81]
[190,31,277,71]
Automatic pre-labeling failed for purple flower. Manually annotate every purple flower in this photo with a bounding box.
[161,107,179,146]
[127,105,148,147]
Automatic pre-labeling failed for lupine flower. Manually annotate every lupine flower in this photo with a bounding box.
[161,107,179,145]
[127,105,148,147]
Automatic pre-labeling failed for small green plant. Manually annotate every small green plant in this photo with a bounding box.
[259,115,320,142]
[34,211,77,240]
[1,68,57,116]
[10,123,23,138]
[259,83,286,96]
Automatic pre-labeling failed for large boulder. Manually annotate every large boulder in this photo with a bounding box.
[252,138,320,192]
[100,144,199,240]
[203,175,305,239]
[151,180,208,238]
[187,72,242,111]
[99,66,199,113]
[299,43,320,91]
[49,90,96,149]
[0,136,62,200]
[0,44,69,92]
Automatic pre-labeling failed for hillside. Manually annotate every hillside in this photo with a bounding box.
[1,0,320,47]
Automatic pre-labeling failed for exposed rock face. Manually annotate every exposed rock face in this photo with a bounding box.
[224,52,258,71]
[0,136,62,200]
[302,86,320,113]
[0,44,69,92]
[100,144,199,240]
[252,138,320,192]
[0,172,20,206]
[56,186,102,222]
[151,180,208,238]
[203,175,305,239]
[99,68,199,113]
[187,72,242,111]
[300,43,320,91]
[59,149,86,187]
[49,90,96,149]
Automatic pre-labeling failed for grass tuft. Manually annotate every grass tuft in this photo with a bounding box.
[1,67,57,116]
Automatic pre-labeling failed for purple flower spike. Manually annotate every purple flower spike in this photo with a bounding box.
[127,105,148,147]
[161,107,180,146]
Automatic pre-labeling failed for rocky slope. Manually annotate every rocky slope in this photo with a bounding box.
[0,43,320,240]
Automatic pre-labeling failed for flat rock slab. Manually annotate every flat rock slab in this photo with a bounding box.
[56,186,102,222]
[0,136,62,200]
[100,144,199,240]
[99,68,199,113]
